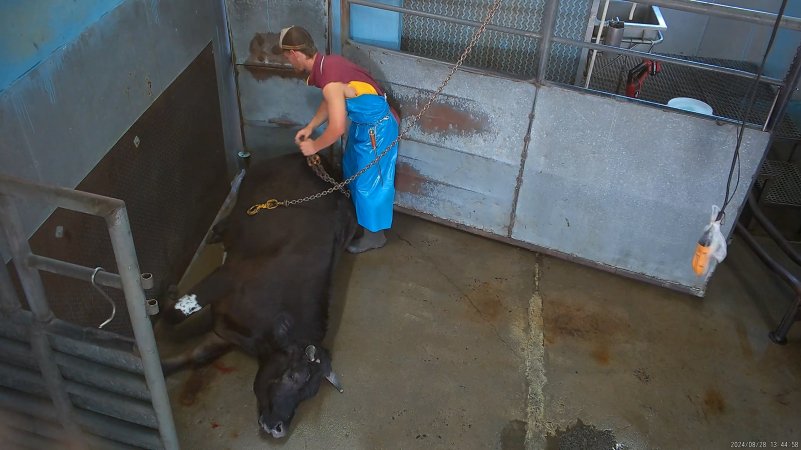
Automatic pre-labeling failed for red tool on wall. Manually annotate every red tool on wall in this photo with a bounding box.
[625,60,661,98]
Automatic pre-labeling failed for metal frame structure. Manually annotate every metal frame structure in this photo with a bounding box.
[340,0,801,302]
[343,0,800,132]
[0,175,178,449]
[737,194,801,345]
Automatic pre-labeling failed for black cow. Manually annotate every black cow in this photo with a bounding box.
[160,153,357,438]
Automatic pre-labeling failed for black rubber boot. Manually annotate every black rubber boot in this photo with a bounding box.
[347,229,387,254]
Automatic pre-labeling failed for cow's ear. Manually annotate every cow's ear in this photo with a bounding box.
[305,345,319,363]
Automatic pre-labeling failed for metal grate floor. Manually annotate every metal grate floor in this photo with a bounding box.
[757,160,801,207]
[588,53,801,141]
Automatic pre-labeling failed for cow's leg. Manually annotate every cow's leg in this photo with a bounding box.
[161,332,234,375]
[161,266,233,325]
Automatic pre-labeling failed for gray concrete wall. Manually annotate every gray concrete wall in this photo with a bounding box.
[0,0,242,260]
[224,0,328,152]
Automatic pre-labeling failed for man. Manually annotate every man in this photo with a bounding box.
[272,26,398,254]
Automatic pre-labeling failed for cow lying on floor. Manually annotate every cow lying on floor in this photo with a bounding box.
[160,153,357,438]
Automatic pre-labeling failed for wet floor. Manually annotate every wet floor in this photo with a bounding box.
[158,207,801,449]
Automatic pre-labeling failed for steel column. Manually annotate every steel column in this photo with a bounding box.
[342,0,351,53]
[767,42,801,132]
[105,206,179,450]
[537,0,561,83]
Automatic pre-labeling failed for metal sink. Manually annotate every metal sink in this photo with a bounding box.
[594,1,667,42]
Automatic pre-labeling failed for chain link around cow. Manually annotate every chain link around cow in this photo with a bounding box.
[247,0,503,215]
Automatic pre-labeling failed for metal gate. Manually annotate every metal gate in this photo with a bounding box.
[337,0,799,296]
[221,0,797,295]
[0,181,177,449]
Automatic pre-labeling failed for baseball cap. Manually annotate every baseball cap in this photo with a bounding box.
[271,26,315,54]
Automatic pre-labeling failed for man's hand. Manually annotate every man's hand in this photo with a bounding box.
[299,139,317,156]
[295,127,313,145]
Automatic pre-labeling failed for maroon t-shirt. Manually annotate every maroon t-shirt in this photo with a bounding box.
[306,53,384,95]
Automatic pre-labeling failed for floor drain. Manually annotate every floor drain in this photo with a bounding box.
[546,419,623,450]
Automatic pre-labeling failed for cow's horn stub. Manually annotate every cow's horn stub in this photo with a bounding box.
[305,345,317,362]
[325,371,344,393]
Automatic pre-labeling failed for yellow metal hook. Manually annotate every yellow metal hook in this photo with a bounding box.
[247,199,282,215]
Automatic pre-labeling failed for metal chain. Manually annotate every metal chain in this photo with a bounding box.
[310,159,350,198]
[249,0,504,214]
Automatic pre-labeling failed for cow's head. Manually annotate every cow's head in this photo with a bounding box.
[254,344,342,438]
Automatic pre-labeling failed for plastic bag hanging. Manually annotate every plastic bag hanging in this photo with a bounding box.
[692,206,728,277]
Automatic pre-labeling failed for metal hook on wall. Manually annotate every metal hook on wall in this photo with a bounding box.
[90,267,116,329]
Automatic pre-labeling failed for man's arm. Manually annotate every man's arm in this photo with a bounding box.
[300,83,347,155]
[296,99,329,143]
[308,99,329,130]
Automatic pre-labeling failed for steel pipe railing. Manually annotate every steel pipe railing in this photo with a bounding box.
[735,221,801,344]
[0,196,55,323]
[0,174,179,450]
[553,36,784,86]
[50,331,144,374]
[0,194,86,448]
[766,41,801,133]
[104,205,179,444]
[747,193,801,267]
[0,253,21,314]
[346,0,785,87]
[536,0,561,84]
[0,312,145,374]
[347,0,543,41]
[343,0,793,129]
[27,254,123,290]
[643,0,801,32]
[0,336,37,370]
[55,352,152,401]
[1,409,143,450]
[0,386,163,450]
[4,427,61,450]
[0,360,158,428]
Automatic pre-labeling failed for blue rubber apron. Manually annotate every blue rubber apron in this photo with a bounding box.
[343,94,399,232]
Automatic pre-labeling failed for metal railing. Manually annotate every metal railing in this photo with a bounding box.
[736,194,801,345]
[0,175,179,450]
[342,0,801,132]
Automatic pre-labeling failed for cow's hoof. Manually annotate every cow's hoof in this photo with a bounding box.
[346,229,386,254]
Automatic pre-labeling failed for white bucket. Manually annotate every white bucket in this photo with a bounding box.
[667,97,714,116]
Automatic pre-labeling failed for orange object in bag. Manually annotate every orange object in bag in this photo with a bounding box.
[692,232,713,276]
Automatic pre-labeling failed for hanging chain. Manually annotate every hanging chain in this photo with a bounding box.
[309,154,350,197]
[248,0,504,215]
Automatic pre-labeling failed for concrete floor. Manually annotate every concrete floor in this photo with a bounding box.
[159,212,801,449]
